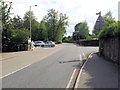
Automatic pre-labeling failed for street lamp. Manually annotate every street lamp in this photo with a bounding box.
[29,5,37,49]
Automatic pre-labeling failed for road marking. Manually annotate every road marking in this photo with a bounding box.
[79,55,82,65]
[83,53,86,59]
[66,68,77,88]
[0,64,32,79]
[79,55,82,61]
[74,53,93,88]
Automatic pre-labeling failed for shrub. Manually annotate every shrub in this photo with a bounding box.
[99,21,119,39]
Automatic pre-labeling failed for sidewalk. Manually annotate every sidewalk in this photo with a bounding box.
[0,44,61,61]
[77,53,119,89]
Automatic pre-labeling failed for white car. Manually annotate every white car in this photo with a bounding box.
[34,41,44,47]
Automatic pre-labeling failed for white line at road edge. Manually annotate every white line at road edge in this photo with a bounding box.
[66,68,77,88]
[74,53,93,88]
[0,64,31,79]
[66,54,82,88]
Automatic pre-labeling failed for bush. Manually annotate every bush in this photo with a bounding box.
[99,21,119,39]
[10,28,29,44]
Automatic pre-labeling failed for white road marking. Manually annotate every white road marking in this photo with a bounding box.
[0,64,32,79]
[74,53,93,88]
[79,55,82,61]
[79,55,82,65]
[66,68,77,88]
[83,53,86,59]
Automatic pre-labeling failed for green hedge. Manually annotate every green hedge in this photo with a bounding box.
[99,21,120,39]
[76,40,99,46]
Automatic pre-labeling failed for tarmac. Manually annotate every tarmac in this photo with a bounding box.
[76,53,119,89]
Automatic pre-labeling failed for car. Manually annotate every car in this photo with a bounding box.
[49,41,55,47]
[34,41,44,47]
[41,41,55,47]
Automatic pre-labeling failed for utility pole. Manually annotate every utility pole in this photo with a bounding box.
[28,5,37,50]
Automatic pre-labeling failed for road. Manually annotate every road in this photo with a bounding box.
[2,43,98,88]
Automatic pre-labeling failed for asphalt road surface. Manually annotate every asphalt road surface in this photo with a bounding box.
[2,43,98,88]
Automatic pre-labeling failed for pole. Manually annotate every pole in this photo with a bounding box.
[30,6,31,42]
[29,5,37,50]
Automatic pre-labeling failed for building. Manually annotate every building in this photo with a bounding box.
[94,12,104,30]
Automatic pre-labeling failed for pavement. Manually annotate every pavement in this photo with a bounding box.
[0,44,63,61]
[76,53,119,89]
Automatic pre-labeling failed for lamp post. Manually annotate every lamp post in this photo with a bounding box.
[29,5,37,50]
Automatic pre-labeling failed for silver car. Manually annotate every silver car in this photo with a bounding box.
[41,41,55,47]
[34,41,44,47]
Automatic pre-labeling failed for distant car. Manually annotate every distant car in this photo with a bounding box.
[34,41,44,47]
[41,41,55,47]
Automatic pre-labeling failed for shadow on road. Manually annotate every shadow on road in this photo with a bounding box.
[58,60,80,64]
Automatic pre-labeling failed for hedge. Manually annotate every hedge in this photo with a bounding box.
[99,21,120,39]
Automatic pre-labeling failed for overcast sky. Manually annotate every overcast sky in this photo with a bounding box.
[5,0,119,36]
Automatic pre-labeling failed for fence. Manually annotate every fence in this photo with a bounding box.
[2,43,28,52]
[99,36,120,65]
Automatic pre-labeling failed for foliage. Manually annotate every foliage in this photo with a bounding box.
[98,11,119,39]
[12,15,24,29]
[1,2,30,51]
[43,9,68,43]
[10,29,29,44]
[73,21,89,40]
[2,1,13,50]
[93,11,115,38]
[99,21,119,39]
[62,36,73,43]
[39,21,47,40]
[2,6,69,51]
[23,11,37,30]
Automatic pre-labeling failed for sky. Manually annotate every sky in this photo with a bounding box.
[4,0,119,36]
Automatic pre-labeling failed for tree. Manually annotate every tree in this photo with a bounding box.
[1,1,12,30]
[12,15,24,29]
[43,9,68,43]
[102,11,116,29]
[23,11,39,40]
[1,1,13,51]
[98,11,118,39]
[73,21,89,40]
[99,21,119,39]
[10,28,29,44]
[39,21,47,40]
[23,11,36,30]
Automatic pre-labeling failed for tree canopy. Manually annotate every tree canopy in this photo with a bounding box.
[98,11,119,39]
[42,9,68,43]
[1,5,69,51]
[73,21,89,40]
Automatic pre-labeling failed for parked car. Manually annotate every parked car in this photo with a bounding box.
[34,41,44,47]
[41,41,55,47]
